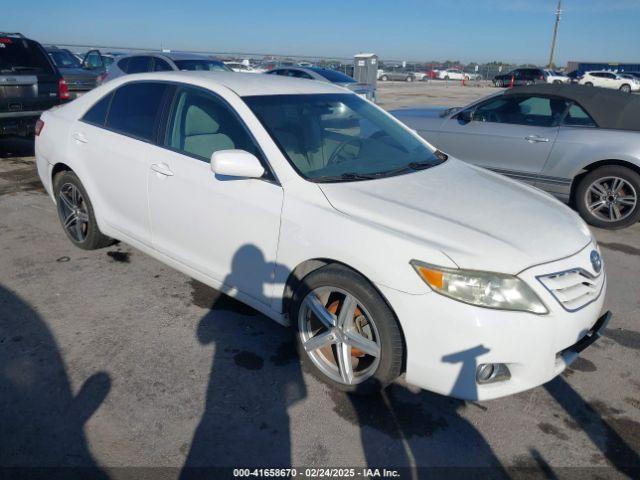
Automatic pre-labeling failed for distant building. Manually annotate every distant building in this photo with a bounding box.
[567,61,640,74]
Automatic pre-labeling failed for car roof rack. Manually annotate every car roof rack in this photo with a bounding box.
[0,32,26,38]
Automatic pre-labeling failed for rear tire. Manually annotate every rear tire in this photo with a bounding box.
[290,264,404,395]
[53,171,113,250]
[380,75,388,81]
[406,76,414,82]
[585,82,594,87]
[575,166,640,229]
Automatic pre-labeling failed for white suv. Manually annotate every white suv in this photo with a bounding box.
[579,71,640,93]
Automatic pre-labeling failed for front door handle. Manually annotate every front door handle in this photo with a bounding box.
[150,163,174,176]
[524,135,549,143]
[72,132,88,143]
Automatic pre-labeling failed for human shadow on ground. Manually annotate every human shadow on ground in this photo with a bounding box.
[0,284,110,479]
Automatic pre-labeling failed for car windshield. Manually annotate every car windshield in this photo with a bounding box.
[173,59,232,72]
[0,38,55,74]
[312,68,356,84]
[244,93,445,182]
[48,50,81,69]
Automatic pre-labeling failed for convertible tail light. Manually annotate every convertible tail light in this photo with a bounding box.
[96,72,108,85]
[35,118,44,136]
[58,78,70,101]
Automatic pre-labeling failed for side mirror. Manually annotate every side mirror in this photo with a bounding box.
[457,110,473,124]
[211,150,265,179]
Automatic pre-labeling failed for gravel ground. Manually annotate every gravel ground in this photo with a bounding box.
[1,83,639,479]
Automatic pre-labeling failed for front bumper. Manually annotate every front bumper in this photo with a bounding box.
[379,243,608,401]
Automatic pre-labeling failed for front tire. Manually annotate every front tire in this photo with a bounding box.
[575,166,640,229]
[585,82,594,87]
[405,76,414,82]
[291,264,404,395]
[620,84,631,93]
[53,171,113,249]
[380,75,388,81]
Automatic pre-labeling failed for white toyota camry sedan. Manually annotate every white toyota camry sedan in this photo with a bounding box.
[35,71,610,400]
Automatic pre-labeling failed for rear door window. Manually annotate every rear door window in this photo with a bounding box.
[0,37,55,74]
[106,82,169,141]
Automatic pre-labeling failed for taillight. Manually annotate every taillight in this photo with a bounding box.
[96,73,108,85]
[35,119,44,136]
[539,75,544,80]
[58,78,70,101]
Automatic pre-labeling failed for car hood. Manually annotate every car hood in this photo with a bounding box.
[318,159,591,274]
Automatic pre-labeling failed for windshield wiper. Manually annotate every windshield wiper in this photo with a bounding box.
[313,172,380,183]
[7,66,41,72]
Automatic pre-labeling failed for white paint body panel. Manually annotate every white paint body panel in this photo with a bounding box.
[35,71,606,400]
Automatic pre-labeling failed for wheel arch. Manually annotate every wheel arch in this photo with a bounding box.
[51,162,73,183]
[283,257,407,372]
[570,159,640,206]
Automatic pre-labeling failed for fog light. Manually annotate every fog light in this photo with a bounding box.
[476,363,511,384]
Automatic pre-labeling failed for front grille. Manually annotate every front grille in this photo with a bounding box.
[537,268,605,312]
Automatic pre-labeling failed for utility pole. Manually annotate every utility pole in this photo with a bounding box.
[548,0,563,68]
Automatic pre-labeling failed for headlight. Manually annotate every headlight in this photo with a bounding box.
[410,261,548,314]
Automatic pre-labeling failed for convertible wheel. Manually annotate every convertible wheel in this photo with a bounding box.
[291,264,404,394]
[406,76,414,82]
[54,171,113,249]
[576,166,640,229]
[620,84,631,93]
[380,75,388,81]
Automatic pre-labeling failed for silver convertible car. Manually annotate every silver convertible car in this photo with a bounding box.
[393,84,640,229]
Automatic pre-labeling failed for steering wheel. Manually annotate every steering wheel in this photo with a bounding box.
[328,138,363,165]
[479,111,499,123]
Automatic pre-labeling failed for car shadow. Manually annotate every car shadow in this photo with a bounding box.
[179,245,509,478]
[0,284,110,479]
[0,136,35,159]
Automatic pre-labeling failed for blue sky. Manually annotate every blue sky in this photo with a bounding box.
[7,0,640,65]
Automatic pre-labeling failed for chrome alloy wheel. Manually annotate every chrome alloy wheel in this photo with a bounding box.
[298,287,381,386]
[57,183,90,242]
[585,176,638,223]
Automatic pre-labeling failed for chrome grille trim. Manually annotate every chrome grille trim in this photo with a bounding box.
[536,268,605,312]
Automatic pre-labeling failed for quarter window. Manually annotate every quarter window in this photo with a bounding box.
[106,82,168,141]
[82,92,113,126]
[562,103,597,127]
[153,58,172,71]
[127,56,151,74]
[165,86,260,161]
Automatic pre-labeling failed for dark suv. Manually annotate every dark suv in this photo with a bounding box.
[1,33,68,137]
[493,68,545,87]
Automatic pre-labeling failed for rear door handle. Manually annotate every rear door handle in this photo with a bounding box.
[72,132,88,143]
[524,135,549,143]
[150,163,174,176]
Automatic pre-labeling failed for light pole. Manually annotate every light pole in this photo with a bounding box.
[548,0,563,68]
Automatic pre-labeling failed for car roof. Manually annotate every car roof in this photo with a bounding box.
[117,52,224,62]
[504,83,640,131]
[105,70,348,96]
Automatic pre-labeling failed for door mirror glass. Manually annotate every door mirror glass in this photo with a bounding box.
[457,110,473,124]
[211,150,265,179]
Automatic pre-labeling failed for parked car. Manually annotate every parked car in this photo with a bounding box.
[579,71,640,93]
[46,47,98,98]
[378,69,416,82]
[493,68,546,87]
[0,32,69,137]
[224,62,266,74]
[101,52,232,83]
[265,66,375,101]
[81,49,118,76]
[567,70,582,83]
[438,69,481,81]
[392,84,640,229]
[543,69,570,84]
[35,71,609,400]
